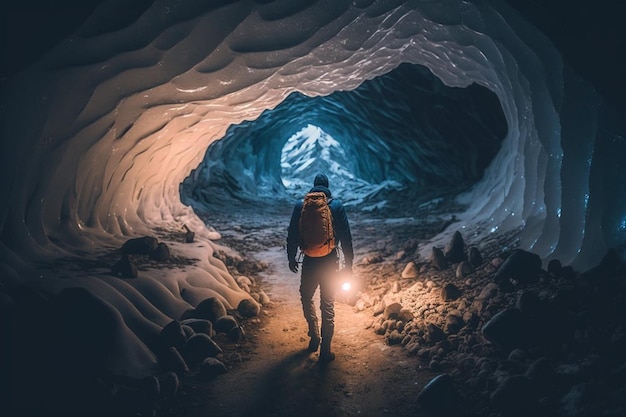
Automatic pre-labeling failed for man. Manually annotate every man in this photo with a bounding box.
[287,173,354,363]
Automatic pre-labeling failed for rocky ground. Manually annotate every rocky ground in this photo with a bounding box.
[157,189,626,417]
[2,188,624,417]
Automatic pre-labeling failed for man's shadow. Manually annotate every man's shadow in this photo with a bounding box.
[238,349,342,417]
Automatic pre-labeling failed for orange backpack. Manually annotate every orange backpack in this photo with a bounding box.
[299,192,336,257]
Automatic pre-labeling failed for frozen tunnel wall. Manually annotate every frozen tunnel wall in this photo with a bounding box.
[0,0,623,279]
[181,63,507,206]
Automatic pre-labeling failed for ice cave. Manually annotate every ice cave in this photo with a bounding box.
[1,1,625,416]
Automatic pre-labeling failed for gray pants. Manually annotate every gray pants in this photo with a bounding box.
[300,250,338,350]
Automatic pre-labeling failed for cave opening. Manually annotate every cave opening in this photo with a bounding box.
[181,63,508,220]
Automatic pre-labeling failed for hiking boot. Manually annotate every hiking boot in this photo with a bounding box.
[308,336,320,352]
[319,350,335,363]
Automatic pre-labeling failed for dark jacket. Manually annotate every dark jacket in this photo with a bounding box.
[287,185,354,268]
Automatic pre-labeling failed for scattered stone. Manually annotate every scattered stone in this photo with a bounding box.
[444,313,464,335]
[441,283,461,302]
[494,249,542,286]
[160,320,187,351]
[385,329,404,345]
[237,298,260,318]
[150,242,170,261]
[195,297,227,323]
[383,302,403,320]
[183,333,222,366]
[444,231,466,263]
[455,261,473,278]
[401,262,419,278]
[257,290,271,305]
[199,357,227,380]
[227,325,245,342]
[430,247,447,270]
[547,258,562,275]
[215,315,238,334]
[361,253,384,265]
[426,323,446,344]
[120,236,158,255]
[468,246,483,267]
[160,347,189,375]
[481,308,526,352]
[182,224,195,243]
[111,255,138,278]
[417,374,462,416]
[181,319,213,337]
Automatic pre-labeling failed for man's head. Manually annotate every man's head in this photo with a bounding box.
[314,173,329,188]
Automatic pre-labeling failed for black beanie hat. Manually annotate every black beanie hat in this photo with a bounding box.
[314,173,329,188]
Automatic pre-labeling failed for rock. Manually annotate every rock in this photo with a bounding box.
[227,325,245,342]
[182,224,195,243]
[182,324,195,339]
[417,374,462,416]
[159,346,189,375]
[385,329,404,345]
[401,262,419,278]
[195,297,227,323]
[150,242,170,261]
[181,319,213,337]
[398,309,414,322]
[236,276,253,289]
[183,333,222,366]
[426,323,446,344]
[361,253,384,265]
[494,249,542,286]
[444,231,466,263]
[111,255,138,278]
[481,308,527,352]
[215,315,238,334]
[468,246,483,267]
[199,357,227,380]
[455,261,473,278]
[383,302,403,320]
[441,283,461,301]
[444,313,464,335]
[160,320,187,351]
[257,291,271,305]
[237,298,260,318]
[430,247,447,270]
[547,258,562,275]
[120,236,158,255]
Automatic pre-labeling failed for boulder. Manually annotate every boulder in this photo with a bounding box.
[494,249,542,285]
[401,262,419,278]
[444,231,466,263]
[150,242,170,261]
[237,298,260,318]
[111,255,137,278]
[195,297,227,323]
[430,247,447,270]
[417,374,462,416]
[120,236,158,255]
[482,308,527,352]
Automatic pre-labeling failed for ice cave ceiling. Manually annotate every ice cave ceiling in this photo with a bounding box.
[1,0,625,278]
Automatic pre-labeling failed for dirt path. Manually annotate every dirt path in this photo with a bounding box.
[162,206,436,417]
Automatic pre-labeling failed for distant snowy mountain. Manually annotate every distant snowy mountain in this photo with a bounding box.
[281,125,403,206]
